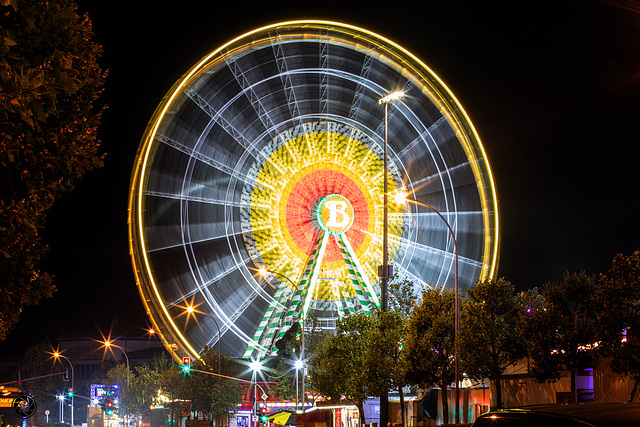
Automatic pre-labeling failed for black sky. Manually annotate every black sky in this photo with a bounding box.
[2,0,639,356]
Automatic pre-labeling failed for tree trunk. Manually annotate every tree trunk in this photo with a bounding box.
[398,385,406,427]
[571,368,577,403]
[380,391,389,427]
[356,401,366,427]
[493,376,503,410]
[440,379,449,426]
[629,376,640,403]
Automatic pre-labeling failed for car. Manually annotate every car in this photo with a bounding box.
[472,402,640,427]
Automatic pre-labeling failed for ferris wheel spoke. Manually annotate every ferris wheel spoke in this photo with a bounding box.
[224,57,280,140]
[271,40,303,123]
[320,35,330,116]
[348,53,375,121]
[394,115,447,161]
[182,88,260,158]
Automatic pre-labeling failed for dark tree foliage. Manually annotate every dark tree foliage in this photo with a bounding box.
[308,313,377,426]
[365,308,409,427]
[18,342,59,411]
[190,346,243,418]
[523,271,597,403]
[404,288,456,425]
[460,278,527,409]
[594,250,640,401]
[0,0,105,340]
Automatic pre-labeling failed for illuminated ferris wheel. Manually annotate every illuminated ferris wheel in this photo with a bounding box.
[128,21,499,360]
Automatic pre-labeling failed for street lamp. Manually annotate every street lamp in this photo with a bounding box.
[378,90,404,427]
[250,360,262,427]
[394,191,460,423]
[53,352,74,426]
[185,306,221,374]
[57,394,65,423]
[294,359,303,412]
[104,340,130,387]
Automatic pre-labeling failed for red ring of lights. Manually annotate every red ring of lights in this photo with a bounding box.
[285,169,369,263]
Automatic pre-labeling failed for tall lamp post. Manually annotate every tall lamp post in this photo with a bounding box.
[378,90,404,427]
[185,306,221,374]
[249,360,262,427]
[378,91,404,310]
[53,352,75,426]
[395,192,460,424]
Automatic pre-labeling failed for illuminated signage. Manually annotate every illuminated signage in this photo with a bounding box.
[317,194,354,234]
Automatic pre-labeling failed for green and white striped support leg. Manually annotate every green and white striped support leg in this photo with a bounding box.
[243,279,292,358]
[331,282,348,318]
[301,232,330,318]
[337,233,380,309]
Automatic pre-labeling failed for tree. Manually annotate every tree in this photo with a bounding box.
[365,309,409,427]
[189,345,243,419]
[0,0,105,341]
[104,363,135,417]
[367,278,414,427]
[18,342,60,420]
[270,359,298,401]
[159,365,192,427]
[404,288,456,425]
[594,250,640,401]
[126,354,172,417]
[523,271,598,403]
[460,278,528,409]
[388,278,417,318]
[308,313,377,425]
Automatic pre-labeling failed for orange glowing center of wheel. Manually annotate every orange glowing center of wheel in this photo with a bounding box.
[284,169,370,264]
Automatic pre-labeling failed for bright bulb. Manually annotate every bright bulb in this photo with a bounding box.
[393,191,408,205]
[258,267,268,276]
[379,91,405,104]
[249,360,262,372]
[186,306,195,313]
[294,360,303,370]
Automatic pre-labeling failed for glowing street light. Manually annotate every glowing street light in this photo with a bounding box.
[378,91,405,105]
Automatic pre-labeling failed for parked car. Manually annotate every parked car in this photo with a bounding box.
[472,402,640,427]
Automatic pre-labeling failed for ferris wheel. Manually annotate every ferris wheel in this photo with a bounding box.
[128,21,499,360]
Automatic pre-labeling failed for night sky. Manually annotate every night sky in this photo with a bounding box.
[2,0,639,356]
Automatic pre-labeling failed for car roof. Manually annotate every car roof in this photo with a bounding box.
[473,403,640,427]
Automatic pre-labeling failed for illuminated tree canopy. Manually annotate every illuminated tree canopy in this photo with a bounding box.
[0,0,105,341]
